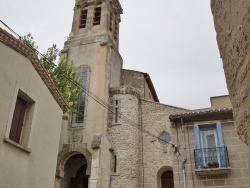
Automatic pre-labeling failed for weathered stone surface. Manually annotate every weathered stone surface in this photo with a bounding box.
[211,0,250,147]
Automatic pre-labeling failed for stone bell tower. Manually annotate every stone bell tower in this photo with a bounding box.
[56,0,123,188]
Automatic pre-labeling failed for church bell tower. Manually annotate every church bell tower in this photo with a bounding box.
[66,0,122,50]
[57,0,123,188]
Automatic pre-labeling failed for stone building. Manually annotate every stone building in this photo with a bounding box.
[170,95,250,188]
[211,0,250,147]
[0,28,68,188]
[1,1,249,188]
[55,0,187,187]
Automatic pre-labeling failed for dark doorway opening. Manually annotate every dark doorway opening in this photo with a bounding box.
[161,170,174,188]
[61,154,88,188]
[70,164,88,188]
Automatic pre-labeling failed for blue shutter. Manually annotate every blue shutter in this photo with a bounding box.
[194,126,203,168]
[216,123,226,167]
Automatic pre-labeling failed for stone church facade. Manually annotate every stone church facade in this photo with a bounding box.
[1,1,249,188]
[55,0,187,188]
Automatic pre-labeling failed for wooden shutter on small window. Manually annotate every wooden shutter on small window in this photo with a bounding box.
[9,97,27,143]
[216,123,226,167]
[194,125,203,167]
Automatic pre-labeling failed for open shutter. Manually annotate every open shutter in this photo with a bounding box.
[216,123,226,167]
[194,126,203,168]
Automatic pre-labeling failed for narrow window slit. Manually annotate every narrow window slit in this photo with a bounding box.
[79,10,88,29]
[93,7,101,26]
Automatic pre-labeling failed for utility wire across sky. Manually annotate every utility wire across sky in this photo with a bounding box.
[0,20,175,147]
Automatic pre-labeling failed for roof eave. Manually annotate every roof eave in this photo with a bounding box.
[169,108,233,123]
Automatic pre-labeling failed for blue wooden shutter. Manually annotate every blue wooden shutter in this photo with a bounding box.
[194,126,203,168]
[216,123,226,167]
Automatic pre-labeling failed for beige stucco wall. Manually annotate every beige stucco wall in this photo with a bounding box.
[210,95,231,109]
[0,42,63,188]
[172,120,250,188]
[211,0,250,147]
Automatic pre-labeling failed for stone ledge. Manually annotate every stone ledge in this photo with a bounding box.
[195,167,231,177]
[3,138,32,154]
[110,86,140,99]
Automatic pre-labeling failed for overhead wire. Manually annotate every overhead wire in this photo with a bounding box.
[0,20,175,147]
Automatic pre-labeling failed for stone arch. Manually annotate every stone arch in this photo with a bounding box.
[157,166,173,188]
[56,143,92,178]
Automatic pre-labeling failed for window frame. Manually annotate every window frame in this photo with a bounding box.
[79,9,88,29]
[194,123,226,168]
[70,65,90,128]
[93,6,102,26]
[158,131,171,145]
[4,88,35,153]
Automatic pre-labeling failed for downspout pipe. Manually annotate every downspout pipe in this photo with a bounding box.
[181,118,187,188]
[182,158,187,188]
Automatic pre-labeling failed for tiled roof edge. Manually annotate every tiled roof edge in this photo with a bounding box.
[0,27,69,111]
[169,107,233,122]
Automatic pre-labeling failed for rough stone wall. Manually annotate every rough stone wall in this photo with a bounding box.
[108,87,140,188]
[121,70,145,99]
[211,0,250,147]
[172,121,250,188]
[141,100,188,188]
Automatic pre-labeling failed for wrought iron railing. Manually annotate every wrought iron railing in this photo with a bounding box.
[194,147,230,169]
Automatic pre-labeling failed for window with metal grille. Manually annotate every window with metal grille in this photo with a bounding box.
[79,9,88,29]
[93,7,101,26]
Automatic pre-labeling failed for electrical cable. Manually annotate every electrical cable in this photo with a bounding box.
[0,20,175,146]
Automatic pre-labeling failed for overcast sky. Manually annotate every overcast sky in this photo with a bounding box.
[0,0,228,109]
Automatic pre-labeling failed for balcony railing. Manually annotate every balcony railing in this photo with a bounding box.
[194,147,231,176]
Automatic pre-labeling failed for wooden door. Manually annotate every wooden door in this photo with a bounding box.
[161,171,174,188]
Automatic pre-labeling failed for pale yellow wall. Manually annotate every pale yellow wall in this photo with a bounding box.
[61,42,110,151]
[210,95,231,109]
[0,42,63,188]
[59,40,120,187]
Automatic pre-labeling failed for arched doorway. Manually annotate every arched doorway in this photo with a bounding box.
[161,170,174,188]
[61,154,88,188]
[157,166,174,188]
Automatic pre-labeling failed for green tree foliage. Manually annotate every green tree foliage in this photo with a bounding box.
[19,33,37,49]
[20,34,83,120]
[42,45,83,120]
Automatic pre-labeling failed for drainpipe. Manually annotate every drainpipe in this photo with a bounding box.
[181,118,187,188]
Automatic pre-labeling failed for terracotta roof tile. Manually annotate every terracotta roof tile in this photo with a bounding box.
[0,27,69,111]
